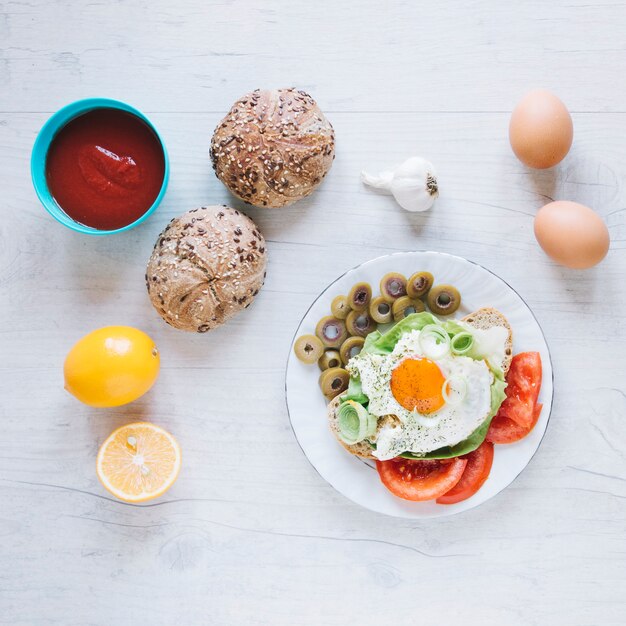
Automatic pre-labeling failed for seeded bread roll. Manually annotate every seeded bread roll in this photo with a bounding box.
[146,205,267,333]
[210,88,335,208]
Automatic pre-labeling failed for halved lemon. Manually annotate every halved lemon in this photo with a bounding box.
[96,422,181,503]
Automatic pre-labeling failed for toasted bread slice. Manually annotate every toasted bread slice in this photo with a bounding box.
[462,307,513,376]
[328,395,400,460]
[328,395,377,459]
[327,307,513,459]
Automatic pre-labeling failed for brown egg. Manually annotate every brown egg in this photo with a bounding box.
[509,90,573,169]
[534,201,610,269]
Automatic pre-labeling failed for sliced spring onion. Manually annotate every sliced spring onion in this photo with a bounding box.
[451,331,474,355]
[337,400,377,445]
[442,376,468,406]
[418,324,451,360]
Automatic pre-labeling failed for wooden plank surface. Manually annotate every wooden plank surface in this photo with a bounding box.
[1,1,625,625]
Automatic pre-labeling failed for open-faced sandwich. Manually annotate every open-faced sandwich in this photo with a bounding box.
[294,271,543,505]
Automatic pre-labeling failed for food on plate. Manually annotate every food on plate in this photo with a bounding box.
[340,336,365,365]
[318,349,342,371]
[324,303,545,504]
[427,284,461,315]
[96,422,181,503]
[380,272,407,301]
[332,309,511,461]
[45,108,166,231]
[369,296,393,323]
[327,397,396,460]
[376,457,467,502]
[495,352,542,428]
[293,334,324,364]
[210,88,335,208]
[319,367,349,400]
[292,266,547,507]
[330,295,350,319]
[407,271,434,298]
[487,352,543,443]
[534,200,610,269]
[295,269,462,372]
[346,309,376,337]
[64,326,159,407]
[392,296,424,321]
[436,441,494,504]
[347,282,372,312]
[361,156,439,212]
[146,205,267,333]
[509,89,573,169]
[315,315,348,348]
[488,403,543,444]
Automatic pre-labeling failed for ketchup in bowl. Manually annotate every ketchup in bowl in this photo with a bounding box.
[45,108,166,231]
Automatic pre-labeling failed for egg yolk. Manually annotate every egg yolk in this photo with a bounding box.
[390,357,446,415]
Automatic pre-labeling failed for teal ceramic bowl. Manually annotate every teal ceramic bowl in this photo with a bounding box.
[31,98,169,235]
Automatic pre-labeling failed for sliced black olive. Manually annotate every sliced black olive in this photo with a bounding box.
[318,349,342,371]
[369,296,393,324]
[380,272,407,302]
[392,296,425,321]
[319,367,350,399]
[347,282,372,311]
[339,336,365,365]
[407,271,434,298]
[330,295,350,320]
[427,284,461,315]
[315,316,348,348]
[294,334,324,364]
[346,310,376,338]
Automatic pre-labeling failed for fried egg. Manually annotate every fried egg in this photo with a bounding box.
[347,328,502,460]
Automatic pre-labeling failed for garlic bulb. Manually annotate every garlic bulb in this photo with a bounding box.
[361,157,439,212]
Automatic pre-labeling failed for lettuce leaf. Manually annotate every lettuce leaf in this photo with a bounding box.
[362,312,440,355]
[362,330,383,352]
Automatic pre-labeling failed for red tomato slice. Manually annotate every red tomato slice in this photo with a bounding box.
[376,457,467,502]
[487,403,543,444]
[436,441,494,505]
[498,352,542,429]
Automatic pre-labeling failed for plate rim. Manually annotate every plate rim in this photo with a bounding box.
[284,250,554,518]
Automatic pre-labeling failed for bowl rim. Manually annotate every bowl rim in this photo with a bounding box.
[30,97,170,236]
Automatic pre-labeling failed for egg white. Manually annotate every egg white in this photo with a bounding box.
[347,328,498,460]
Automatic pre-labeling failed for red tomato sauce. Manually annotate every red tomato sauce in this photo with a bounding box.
[46,108,165,230]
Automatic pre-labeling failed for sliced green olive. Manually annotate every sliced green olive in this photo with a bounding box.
[427,284,461,316]
[319,367,350,399]
[347,282,372,311]
[318,349,342,371]
[392,296,425,321]
[407,271,434,298]
[330,295,350,320]
[346,309,376,338]
[340,336,365,365]
[293,334,325,364]
[369,296,393,323]
[315,315,348,348]
[380,272,407,302]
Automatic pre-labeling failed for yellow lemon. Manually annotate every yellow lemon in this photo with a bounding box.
[64,326,160,407]
[97,422,181,502]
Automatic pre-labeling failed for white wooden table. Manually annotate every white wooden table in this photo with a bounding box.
[1,1,625,624]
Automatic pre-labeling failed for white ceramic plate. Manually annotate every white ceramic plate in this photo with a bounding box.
[285,251,553,518]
